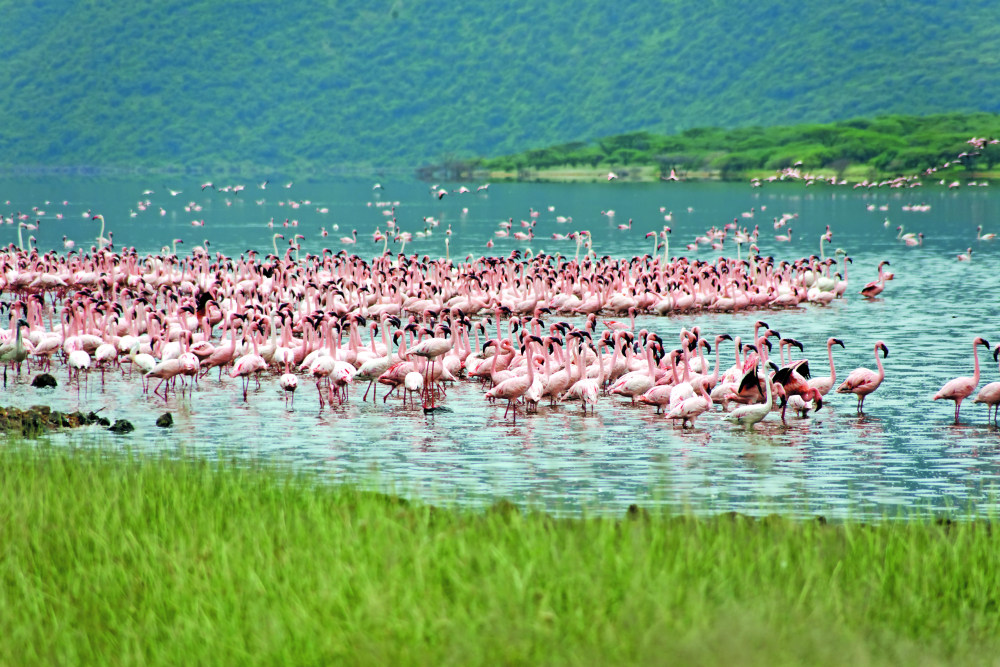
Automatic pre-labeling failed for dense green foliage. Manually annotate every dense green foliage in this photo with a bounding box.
[1,1,999,170]
[482,112,1000,177]
[0,444,997,665]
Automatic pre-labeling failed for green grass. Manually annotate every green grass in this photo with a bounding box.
[1,444,998,666]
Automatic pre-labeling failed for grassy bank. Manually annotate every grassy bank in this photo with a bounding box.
[472,112,1000,183]
[0,445,998,666]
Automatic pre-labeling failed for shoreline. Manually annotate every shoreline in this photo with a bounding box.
[483,165,1000,184]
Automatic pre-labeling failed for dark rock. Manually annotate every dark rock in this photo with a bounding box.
[31,374,57,388]
[156,413,173,428]
[108,419,135,434]
[626,504,650,522]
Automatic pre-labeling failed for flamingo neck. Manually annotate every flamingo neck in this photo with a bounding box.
[828,341,836,384]
[972,341,981,385]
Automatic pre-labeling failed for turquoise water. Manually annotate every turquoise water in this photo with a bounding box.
[1,176,999,516]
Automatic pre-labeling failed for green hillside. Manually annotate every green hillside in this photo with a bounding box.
[478,112,1000,180]
[1,0,999,171]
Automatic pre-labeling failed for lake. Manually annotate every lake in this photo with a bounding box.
[2,175,999,517]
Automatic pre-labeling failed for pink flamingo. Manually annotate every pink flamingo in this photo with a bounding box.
[485,338,536,423]
[230,323,267,400]
[933,337,990,423]
[774,229,792,242]
[807,338,845,396]
[860,261,890,298]
[340,229,358,244]
[836,341,888,412]
[972,348,1000,423]
[957,248,972,261]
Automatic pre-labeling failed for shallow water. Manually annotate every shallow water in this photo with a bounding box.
[2,176,1000,517]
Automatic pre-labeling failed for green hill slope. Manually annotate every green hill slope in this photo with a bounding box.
[478,112,1000,180]
[1,0,998,171]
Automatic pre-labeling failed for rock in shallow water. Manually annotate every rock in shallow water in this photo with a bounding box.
[156,413,173,428]
[108,419,135,434]
[31,374,57,388]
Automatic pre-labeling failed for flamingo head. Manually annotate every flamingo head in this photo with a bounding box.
[832,338,845,349]
[974,337,991,350]
[877,342,889,358]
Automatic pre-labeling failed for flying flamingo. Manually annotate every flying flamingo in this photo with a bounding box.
[972,348,1000,423]
[836,341,889,412]
[933,337,990,423]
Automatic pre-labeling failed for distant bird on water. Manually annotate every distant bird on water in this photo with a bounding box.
[607,172,618,181]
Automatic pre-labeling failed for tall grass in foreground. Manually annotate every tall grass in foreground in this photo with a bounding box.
[0,445,997,667]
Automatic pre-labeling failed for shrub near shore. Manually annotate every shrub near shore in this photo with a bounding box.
[1,445,997,666]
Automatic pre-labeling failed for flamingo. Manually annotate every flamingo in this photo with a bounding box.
[485,338,537,422]
[860,261,890,298]
[972,348,1000,423]
[0,319,29,387]
[727,360,773,429]
[280,373,298,407]
[977,226,996,240]
[836,341,889,412]
[933,337,990,423]
[341,229,358,244]
[68,350,92,389]
[774,229,793,242]
[957,248,972,261]
[665,382,712,428]
[807,338,845,397]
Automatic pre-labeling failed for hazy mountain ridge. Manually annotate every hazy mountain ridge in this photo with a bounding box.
[1,0,997,171]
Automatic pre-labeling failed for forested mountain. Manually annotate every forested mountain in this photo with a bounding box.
[1,0,998,171]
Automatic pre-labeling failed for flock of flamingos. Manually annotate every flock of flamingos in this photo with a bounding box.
[0,199,996,430]
[0,135,998,429]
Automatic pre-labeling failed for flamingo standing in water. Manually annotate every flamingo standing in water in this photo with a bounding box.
[485,338,537,423]
[807,338,845,397]
[341,229,358,245]
[860,261,890,298]
[972,348,1000,423]
[933,337,990,423]
[957,248,972,261]
[836,341,889,412]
